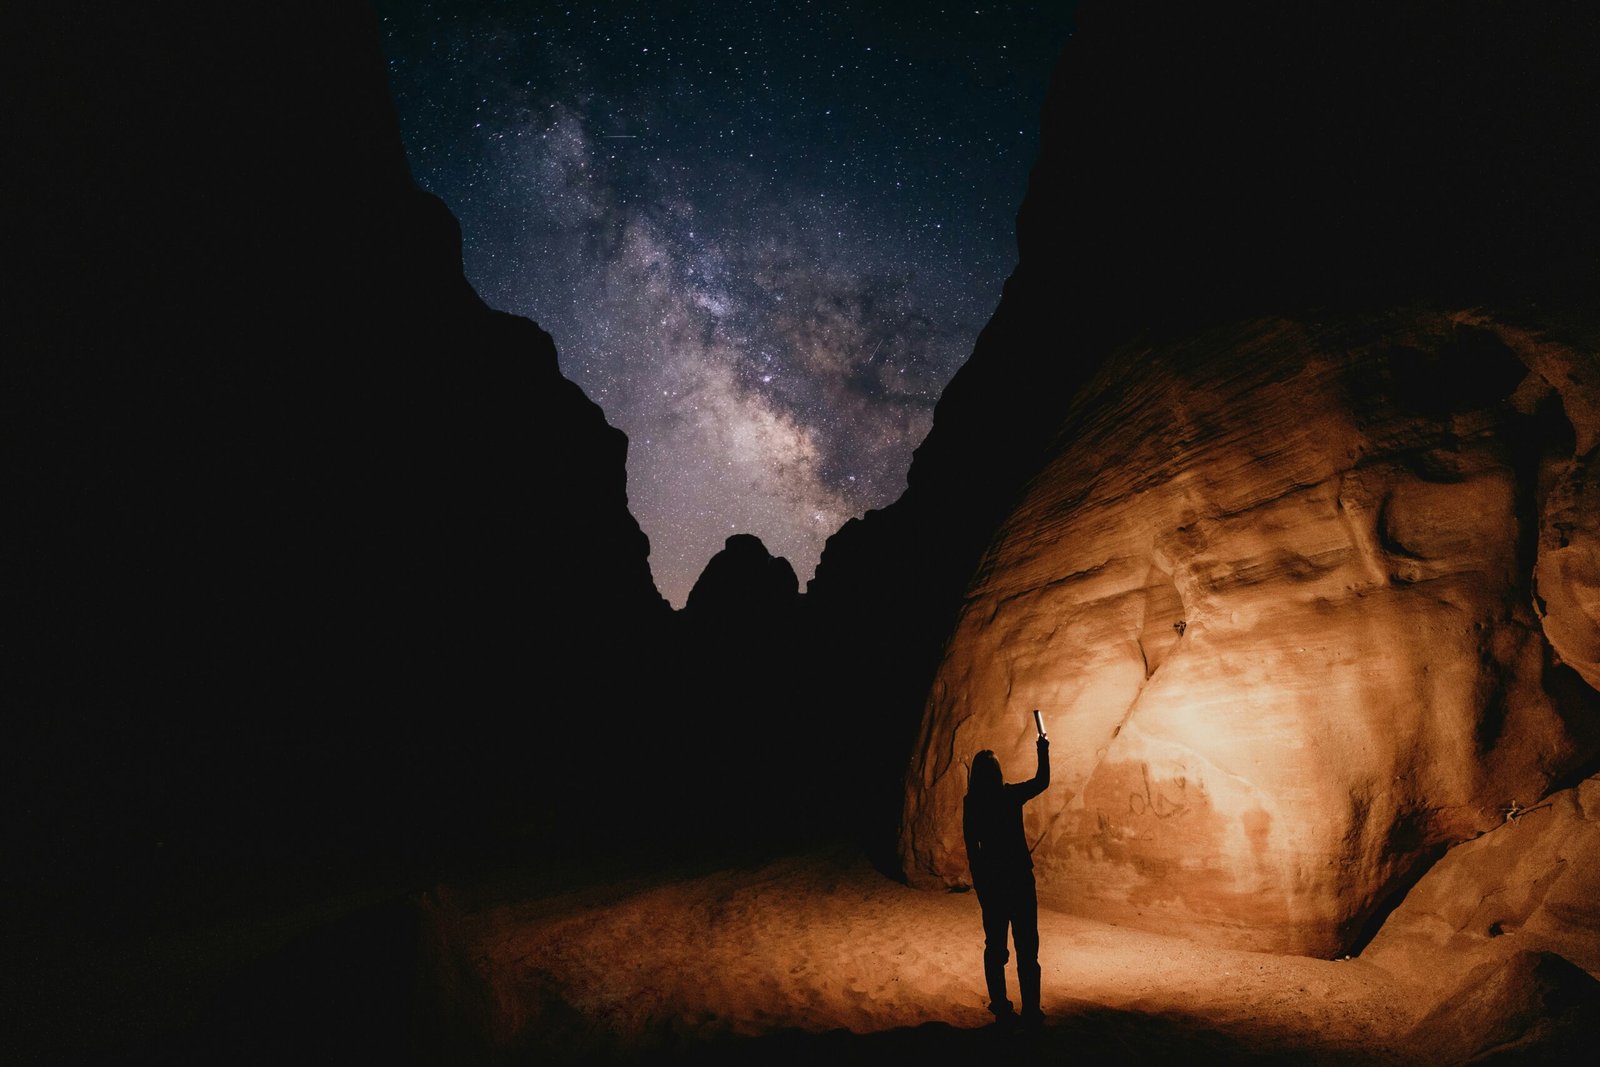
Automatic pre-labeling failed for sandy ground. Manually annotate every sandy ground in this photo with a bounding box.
[423,847,1430,1064]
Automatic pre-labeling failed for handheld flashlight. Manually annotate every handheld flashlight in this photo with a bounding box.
[1033,709,1045,738]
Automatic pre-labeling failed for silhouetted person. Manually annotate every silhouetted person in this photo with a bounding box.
[964,731,1050,1026]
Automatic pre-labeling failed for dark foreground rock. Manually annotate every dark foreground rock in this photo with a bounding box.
[6,5,668,1059]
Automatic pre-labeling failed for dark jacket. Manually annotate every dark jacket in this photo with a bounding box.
[963,739,1049,889]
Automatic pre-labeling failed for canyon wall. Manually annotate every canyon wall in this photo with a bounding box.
[6,6,668,892]
[808,3,1600,859]
[887,1,1600,954]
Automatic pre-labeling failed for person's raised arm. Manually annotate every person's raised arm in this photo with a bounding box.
[1016,734,1050,802]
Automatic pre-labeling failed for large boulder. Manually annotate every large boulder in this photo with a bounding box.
[899,314,1599,956]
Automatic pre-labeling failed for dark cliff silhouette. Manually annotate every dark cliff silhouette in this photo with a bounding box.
[805,0,1600,861]
[684,534,801,622]
[672,535,842,837]
[8,3,673,838]
[6,9,672,1055]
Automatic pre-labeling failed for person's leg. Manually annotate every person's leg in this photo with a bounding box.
[1014,875,1042,1021]
[979,891,1013,1017]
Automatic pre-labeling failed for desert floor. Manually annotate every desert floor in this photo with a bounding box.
[424,846,1429,1064]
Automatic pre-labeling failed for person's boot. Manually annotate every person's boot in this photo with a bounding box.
[984,951,1013,1023]
[1019,960,1043,1027]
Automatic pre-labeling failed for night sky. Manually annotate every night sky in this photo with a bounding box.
[379,2,1073,605]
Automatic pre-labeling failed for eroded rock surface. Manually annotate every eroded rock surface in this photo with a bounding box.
[900,314,1599,956]
[1402,950,1600,1065]
[1366,774,1600,983]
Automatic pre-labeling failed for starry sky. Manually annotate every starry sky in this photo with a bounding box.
[378,2,1073,606]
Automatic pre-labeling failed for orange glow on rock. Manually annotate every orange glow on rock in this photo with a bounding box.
[899,316,1600,956]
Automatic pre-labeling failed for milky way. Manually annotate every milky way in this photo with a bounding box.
[379,3,1072,605]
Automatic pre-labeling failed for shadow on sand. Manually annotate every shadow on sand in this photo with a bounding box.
[507,999,1400,1067]
[573,1012,1390,1067]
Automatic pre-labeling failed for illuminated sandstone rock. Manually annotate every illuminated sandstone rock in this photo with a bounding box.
[1537,460,1600,693]
[900,313,1600,956]
[808,5,1600,843]
[1366,773,1600,982]
[1495,318,1600,695]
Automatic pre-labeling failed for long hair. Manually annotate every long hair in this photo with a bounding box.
[968,750,1003,797]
